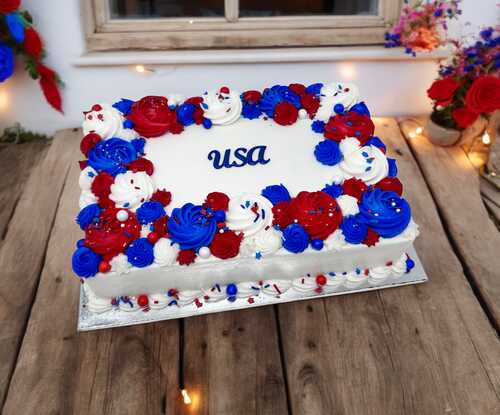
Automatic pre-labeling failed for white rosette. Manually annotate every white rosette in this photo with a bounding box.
[177,290,202,307]
[325,272,347,290]
[262,280,292,297]
[345,269,369,289]
[110,253,131,275]
[87,289,113,314]
[153,238,179,266]
[83,103,138,140]
[391,254,408,278]
[79,190,98,209]
[236,282,261,299]
[202,89,242,125]
[368,265,392,285]
[109,171,155,211]
[324,229,347,251]
[315,82,359,121]
[292,275,317,294]
[149,294,169,310]
[202,284,227,303]
[226,193,273,238]
[79,166,97,191]
[240,227,282,258]
[336,194,359,217]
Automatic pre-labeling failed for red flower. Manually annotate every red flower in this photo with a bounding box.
[243,90,262,103]
[273,102,298,126]
[204,192,230,211]
[210,230,243,259]
[169,121,184,135]
[0,0,20,14]
[152,189,172,207]
[127,96,177,137]
[272,201,293,229]
[185,96,203,105]
[91,172,114,203]
[465,76,500,114]
[80,133,101,156]
[177,249,196,265]
[153,215,168,238]
[24,27,43,58]
[301,94,320,118]
[363,228,380,247]
[39,75,63,113]
[127,157,154,175]
[288,83,306,96]
[342,178,368,201]
[375,177,403,196]
[452,107,479,129]
[193,107,204,125]
[79,160,88,170]
[290,191,342,240]
[427,77,460,106]
[84,208,140,259]
[324,112,374,144]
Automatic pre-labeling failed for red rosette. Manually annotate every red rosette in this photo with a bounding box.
[127,157,154,175]
[273,102,298,126]
[427,77,460,107]
[300,94,320,118]
[210,230,243,259]
[375,177,403,196]
[204,192,230,211]
[91,172,114,199]
[80,133,101,156]
[342,178,368,201]
[363,228,380,247]
[288,83,306,96]
[177,249,196,265]
[185,96,203,105]
[169,121,185,135]
[152,189,172,207]
[242,90,262,103]
[84,208,140,259]
[79,160,88,170]
[272,201,293,229]
[153,215,168,238]
[290,191,342,240]
[193,107,204,125]
[24,27,43,59]
[324,112,374,144]
[127,96,177,138]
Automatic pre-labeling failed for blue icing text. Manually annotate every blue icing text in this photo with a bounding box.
[208,145,270,170]
[261,184,291,205]
[168,203,217,250]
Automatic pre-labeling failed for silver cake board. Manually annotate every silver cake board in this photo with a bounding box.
[78,245,428,331]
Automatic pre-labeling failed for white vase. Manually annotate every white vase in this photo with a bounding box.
[424,118,461,146]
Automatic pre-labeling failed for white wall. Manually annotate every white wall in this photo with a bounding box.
[0,0,497,135]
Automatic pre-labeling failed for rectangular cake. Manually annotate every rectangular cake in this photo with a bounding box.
[73,81,419,313]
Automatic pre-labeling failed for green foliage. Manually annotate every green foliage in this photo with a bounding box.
[0,123,52,144]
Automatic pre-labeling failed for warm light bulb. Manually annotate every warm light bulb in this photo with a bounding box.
[0,89,8,111]
[338,63,357,81]
[181,389,192,405]
[482,132,491,145]
[135,65,146,73]
[408,131,416,139]
[415,126,423,135]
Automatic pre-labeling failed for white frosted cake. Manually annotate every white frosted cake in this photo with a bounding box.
[73,82,419,313]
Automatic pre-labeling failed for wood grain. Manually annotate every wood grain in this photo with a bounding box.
[278,119,500,415]
[0,132,75,406]
[401,123,500,326]
[2,135,183,415]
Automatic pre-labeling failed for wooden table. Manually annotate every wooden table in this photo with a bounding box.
[0,119,499,415]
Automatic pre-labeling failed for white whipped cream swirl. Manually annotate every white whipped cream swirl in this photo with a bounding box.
[153,238,179,266]
[83,103,137,140]
[226,193,274,238]
[109,171,155,211]
[336,194,359,217]
[241,227,282,258]
[202,89,242,125]
[315,82,359,121]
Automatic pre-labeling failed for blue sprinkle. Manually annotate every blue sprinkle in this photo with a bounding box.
[255,251,262,260]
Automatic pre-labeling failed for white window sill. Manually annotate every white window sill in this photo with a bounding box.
[72,46,449,67]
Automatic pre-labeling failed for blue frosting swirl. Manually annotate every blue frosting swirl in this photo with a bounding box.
[305,83,323,96]
[259,85,301,117]
[322,183,343,199]
[125,238,155,268]
[282,224,310,253]
[76,203,101,230]
[131,137,146,155]
[177,103,197,126]
[358,189,411,238]
[366,136,386,153]
[72,247,101,278]
[88,138,139,176]
[262,184,291,205]
[350,101,371,117]
[0,43,14,82]
[6,13,24,43]
[168,203,217,250]
[113,98,134,115]
[388,158,398,177]
[340,215,368,244]
[311,120,325,134]
[242,102,262,120]
[136,201,166,225]
[314,140,343,166]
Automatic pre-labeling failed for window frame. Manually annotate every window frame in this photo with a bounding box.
[83,0,402,51]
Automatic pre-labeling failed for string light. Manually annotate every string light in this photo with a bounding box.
[415,126,423,135]
[135,64,146,73]
[181,389,192,405]
[0,89,9,111]
[408,131,417,139]
[482,132,491,145]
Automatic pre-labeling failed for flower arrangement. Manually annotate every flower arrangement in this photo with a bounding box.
[385,0,461,56]
[427,27,500,130]
[0,0,63,112]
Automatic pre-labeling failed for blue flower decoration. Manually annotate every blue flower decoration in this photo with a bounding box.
[136,201,166,225]
[113,98,134,115]
[366,136,386,153]
[262,184,291,205]
[72,247,101,278]
[282,224,310,253]
[388,158,398,177]
[314,140,342,166]
[340,215,368,244]
[88,138,139,175]
[76,203,101,230]
[311,120,325,134]
[350,101,371,117]
[358,189,411,238]
[177,103,197,126]
[5,13,24,43]
[168,203,217,250]
[0,43,14,82]
[305,83,323,96]
[259,85,301,117]
[126,238,155,268]
[131,137,146,155]
[322,183,343,199]
[242,102,262,120]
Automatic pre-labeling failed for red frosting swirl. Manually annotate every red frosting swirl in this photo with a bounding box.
[80,133,101,157]
[152,189,172,207]
[342,178,368,201]
[242,90,262,103]
[290,191,342,240]
[91,172,115,208]
[272,201,294,229]
[177,249,196,265]
[127,96,178,137]
[375,177,403,196]
[84,208,140,260]
[127,157,154,175]
[300,94,320,118]
[363,228,380,247]
[273,102,298,126]
[288,83,306,96]
[153,215,168,238]
[324,112,375,144]
[204,192,230,211]
[210,230,243,259]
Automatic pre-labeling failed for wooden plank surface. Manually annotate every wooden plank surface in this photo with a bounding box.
[2,132,183,415]
[401,123,500,326]
[278,119,500,415]
[0,132,76,406]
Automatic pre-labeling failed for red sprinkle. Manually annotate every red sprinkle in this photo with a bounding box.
[98,260,111,273]
[219,86,230,94]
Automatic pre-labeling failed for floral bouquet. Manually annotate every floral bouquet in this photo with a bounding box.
[385,0,461,56]
[427,26,500,130]
[0,0,62,112]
